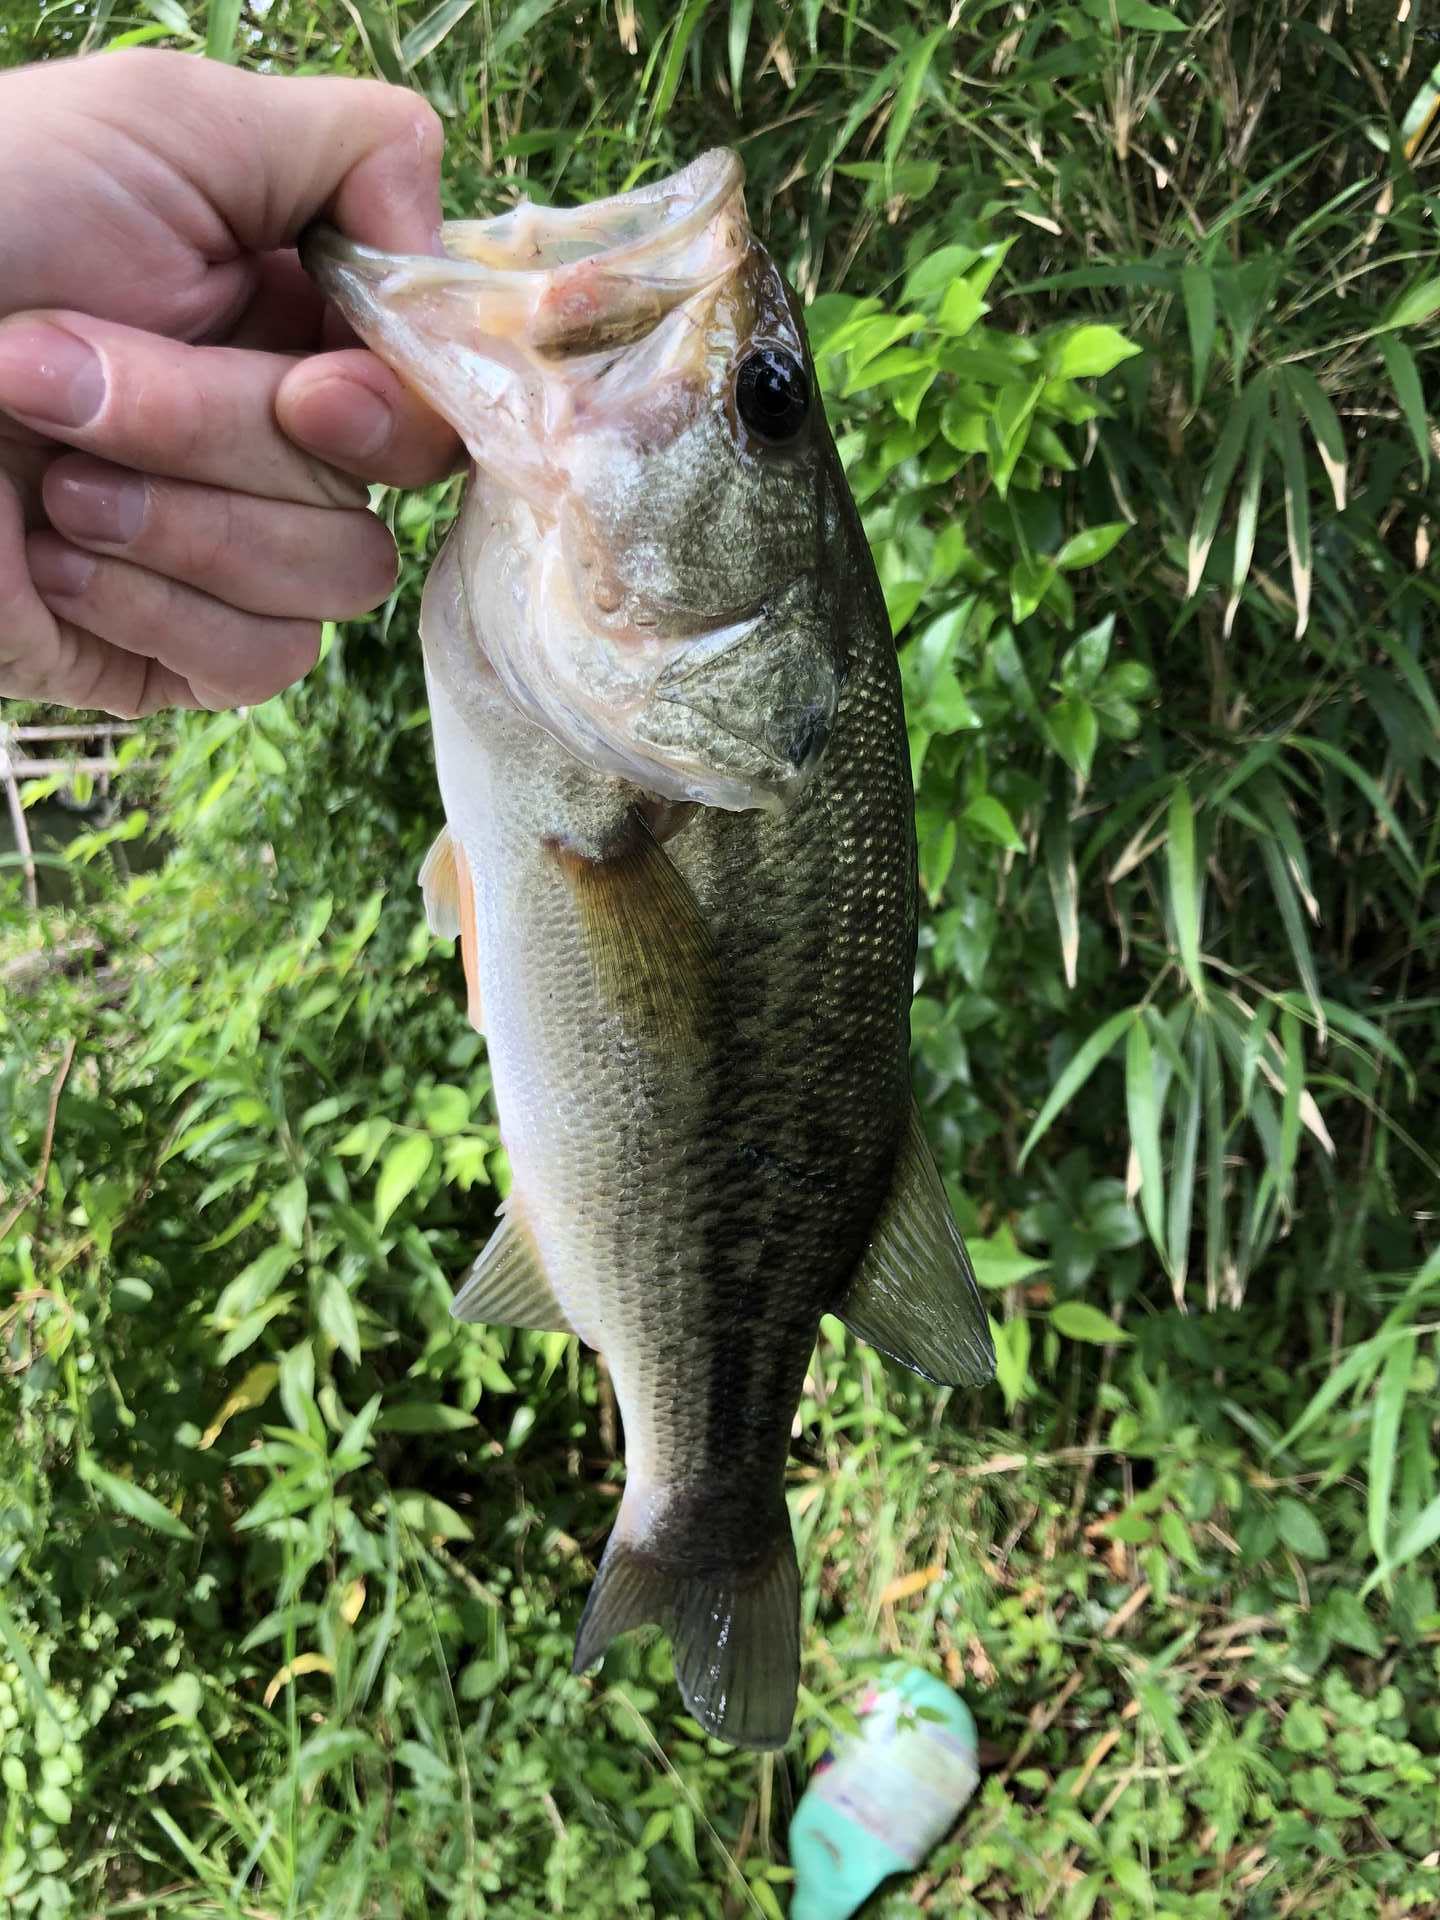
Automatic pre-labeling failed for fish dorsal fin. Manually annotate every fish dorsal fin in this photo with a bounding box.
[419,826,461,939]
[838,1101,995,1388]
[420,825,484,1033]
[451,1208,575,1333]
[550,813,722,1045]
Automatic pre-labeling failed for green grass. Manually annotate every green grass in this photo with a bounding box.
[3,3,1440,1916]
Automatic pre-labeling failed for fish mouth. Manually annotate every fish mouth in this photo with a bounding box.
[299,151,749,459]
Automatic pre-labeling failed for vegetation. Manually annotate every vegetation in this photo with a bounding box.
[3,3,1439,1915]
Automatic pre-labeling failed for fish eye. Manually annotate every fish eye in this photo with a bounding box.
[735,348,810,445]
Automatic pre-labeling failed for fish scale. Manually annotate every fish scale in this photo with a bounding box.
[302,150,994,1750]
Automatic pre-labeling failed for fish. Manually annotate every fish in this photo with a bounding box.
[302,151,994,1752]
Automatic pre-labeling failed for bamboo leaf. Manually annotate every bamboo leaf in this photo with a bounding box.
[727,0,753,107]
[1166,1027,1203,1297]
[1367,1338,1413,1567]
[1286,367,1346,511]
[1274,375,1312,638]
[1258,837,1323,1031]
[1180,264,1215,405]
[1277,1009,1302,1200]
[1187,379,1265,597]
[1044,806,1080,990]
[399,0,476,65]
[1364,1493,1440,1595]
[1166,781,1205,1005]
[205,0,243,59]
[1380,276,1440,331]
[1377,335,1431,481]
[1224,399,1268,636]
[1018,1007,1139,1168]
[1126,1017,1167,1261]
[81,1459,193,1541]
[885,27,947,173]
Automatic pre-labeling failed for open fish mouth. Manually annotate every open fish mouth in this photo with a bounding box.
[300,152,749,458]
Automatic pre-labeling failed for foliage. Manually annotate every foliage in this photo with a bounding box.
[3,3,1439,1917]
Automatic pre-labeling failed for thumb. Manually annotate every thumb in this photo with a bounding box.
[63,49,445,256]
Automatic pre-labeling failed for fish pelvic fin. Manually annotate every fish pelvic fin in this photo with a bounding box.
[573,1516,800,1751]
[451,1206,575,1334]
[838,1098,996,1388]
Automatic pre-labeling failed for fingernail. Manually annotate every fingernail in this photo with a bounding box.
[294,378,394,463]
[0,321,105,429]
[28,534,96,599]
[48,465,146,546]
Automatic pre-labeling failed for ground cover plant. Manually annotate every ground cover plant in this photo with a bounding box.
[2,2,1439,1915]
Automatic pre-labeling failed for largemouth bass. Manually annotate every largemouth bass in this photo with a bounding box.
[303,152,993,1752]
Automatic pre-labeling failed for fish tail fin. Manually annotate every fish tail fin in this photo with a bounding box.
[572,1514,800,1751]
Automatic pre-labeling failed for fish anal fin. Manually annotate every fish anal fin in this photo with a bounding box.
[549,814,722,1045]
[573,1521,799,1751]
[839,1100,996,1388]
[419,825,484,1033]
[451,1207,573,1333]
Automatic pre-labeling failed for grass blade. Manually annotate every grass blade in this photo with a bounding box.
[1276,1009,1302,1202]
[1364,1493,1440,1596]
[1166,1027,1203,1300]
[1258,836,1323,1031]
[728,0,753,108]
[885,27,947,175]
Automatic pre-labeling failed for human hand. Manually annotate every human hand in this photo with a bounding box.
[0,48,463,715]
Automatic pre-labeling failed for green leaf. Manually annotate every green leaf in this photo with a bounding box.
[1047,324,1141,380]
[1113,0,1188,26]
[392,1492,474,1542]
[81,1459,193,1541]
[1054,522,1128,570]
[1377,335,1431,480]
[318,1274,362,1366]
[903,244,982,303]
[1181,265,1215,405]
[374,1134,434,1230]
[937,279,986,336]
[991,1314,1031,1412]
[1224,396,1269,636]
[271,1176,308,1249]
[375,1402,480,1434]
[1046,698,1099,783]
[1009,556,1055,622]
[1125,1018,1166,1260]
[1050,1301,1131,1344]
[960,794,1024,851]
[1166,782,1205,1004]
[490,0,563,63]
[1380,276,1440,331]
[1019,1007,1138,1167]
[968,1225,1050,1290]
[1367,1495,1440,1593]
[1275,1497,1328,1561]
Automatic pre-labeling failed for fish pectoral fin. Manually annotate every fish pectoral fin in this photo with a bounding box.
[573,1529,799,1752]
[420,824,484,1033]
[451,1210,575,1333]
[550,812,723,1044]
[419,826,462,940]
[838,1099,996,1389]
